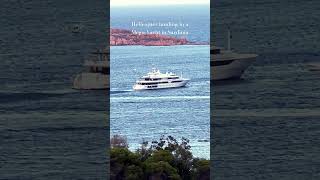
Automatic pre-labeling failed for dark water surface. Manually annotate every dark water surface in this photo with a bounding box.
[0,0,108,179]
[212,0,320,179]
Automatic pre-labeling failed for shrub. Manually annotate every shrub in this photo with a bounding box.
[110,135,209,180]
[110,148,143,180]
[192,159,210,180]
[144,161,181,180]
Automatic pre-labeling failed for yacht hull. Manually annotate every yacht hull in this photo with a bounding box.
[73,73,109,90]
[133,80,189,90]
[308,63,320,71]
[211,55,256,80]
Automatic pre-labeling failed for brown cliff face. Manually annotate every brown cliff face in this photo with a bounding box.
[110,28,190,46]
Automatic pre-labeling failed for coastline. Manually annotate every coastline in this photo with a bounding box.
[110,28,209,46]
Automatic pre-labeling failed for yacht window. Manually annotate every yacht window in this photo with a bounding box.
[168,77,178,79]
[211,49,221,54]
[145,82,158,85]
[90,67,109,74]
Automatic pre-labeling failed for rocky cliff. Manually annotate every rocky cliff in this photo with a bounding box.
[110,28,194,46]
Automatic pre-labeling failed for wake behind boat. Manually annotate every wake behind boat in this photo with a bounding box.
[133,68,190,90]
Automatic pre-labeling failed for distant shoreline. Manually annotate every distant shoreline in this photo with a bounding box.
[110,28,209,46]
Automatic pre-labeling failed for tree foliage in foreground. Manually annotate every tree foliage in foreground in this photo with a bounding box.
[110,135,210,180]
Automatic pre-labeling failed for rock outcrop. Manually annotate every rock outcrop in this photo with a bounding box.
[110,28,192,46]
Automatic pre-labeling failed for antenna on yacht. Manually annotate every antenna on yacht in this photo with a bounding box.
[227,28,231,51]
[151,64,155,71]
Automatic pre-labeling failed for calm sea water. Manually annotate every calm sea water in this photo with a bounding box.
[111,5,210,42]
[110,5,210,158]
[110,45,210,158]
[212,0,320,179]
[0,0,108,179]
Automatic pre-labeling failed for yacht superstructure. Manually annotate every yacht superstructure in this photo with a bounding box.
[133,68,189,90]
[73,49,109,90]
[211,30,258,80]
[211,47,257,80]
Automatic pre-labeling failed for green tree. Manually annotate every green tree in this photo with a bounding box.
[192,159,210,180]
[145,150,175,165]
[111,135,210,180]
[145,136,194,180]
[110,148,143,180]
[136,140,153,162]
[144,161,181,180]
[125,165,144,180]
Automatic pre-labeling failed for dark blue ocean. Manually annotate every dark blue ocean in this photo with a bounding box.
[212,0,320,179]
[1,0,108,179]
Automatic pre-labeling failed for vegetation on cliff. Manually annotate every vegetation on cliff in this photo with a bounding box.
[110,135,210,180]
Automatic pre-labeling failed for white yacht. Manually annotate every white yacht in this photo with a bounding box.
[211,30,258,80]
[73,49,109,90]
[133,68,190,90]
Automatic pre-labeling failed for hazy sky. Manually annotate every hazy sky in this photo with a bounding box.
[111,0,209,7]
